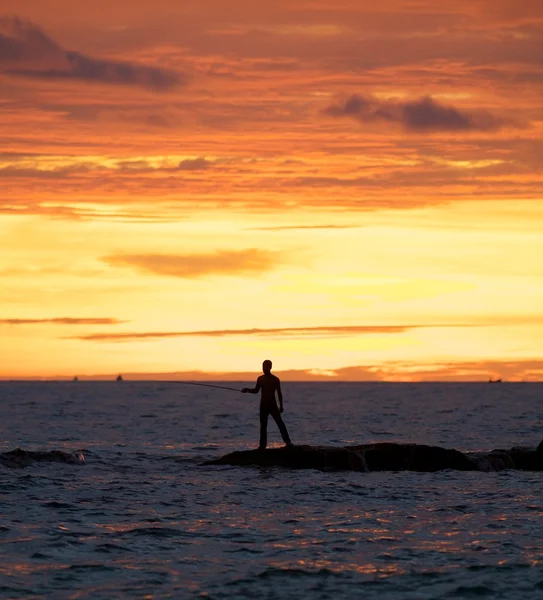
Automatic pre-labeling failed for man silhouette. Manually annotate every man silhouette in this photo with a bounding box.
[242,360,293,450]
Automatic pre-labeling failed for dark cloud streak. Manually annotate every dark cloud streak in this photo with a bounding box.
[75,323,460,342]
[103,249,281,278]
[325,94,512,132]
[0,15,182,90]
[1,317,125,325]
[178,157,212,171]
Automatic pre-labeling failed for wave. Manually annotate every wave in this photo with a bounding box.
[0,448,85,469]
[0,446,220,470]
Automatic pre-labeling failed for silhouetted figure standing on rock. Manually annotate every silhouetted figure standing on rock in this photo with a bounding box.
[242,360,293,450]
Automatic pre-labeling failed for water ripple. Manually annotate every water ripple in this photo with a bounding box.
[1,382,542,599]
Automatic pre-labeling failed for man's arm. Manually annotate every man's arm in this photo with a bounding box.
[242,379,261,394]
[276,378,284,412]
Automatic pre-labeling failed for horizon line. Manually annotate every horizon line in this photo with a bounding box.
[0,379,536,383]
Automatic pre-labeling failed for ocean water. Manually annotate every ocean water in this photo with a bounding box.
[1,381,542,599]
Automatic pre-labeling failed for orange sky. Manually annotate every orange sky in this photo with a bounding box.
[1,0,542,380]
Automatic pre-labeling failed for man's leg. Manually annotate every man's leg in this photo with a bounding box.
[269,404,292,445]
[259,406,269,449]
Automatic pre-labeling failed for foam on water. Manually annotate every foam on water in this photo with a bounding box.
[1,382,542,599]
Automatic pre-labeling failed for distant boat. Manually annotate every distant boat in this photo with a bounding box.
[116,374,123,382]
[488,378,502,383]
[73,376,78,382]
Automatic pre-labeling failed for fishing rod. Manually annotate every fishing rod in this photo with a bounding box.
[177,381,242,393]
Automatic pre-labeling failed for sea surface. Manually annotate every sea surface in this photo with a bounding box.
[1,381,542,599]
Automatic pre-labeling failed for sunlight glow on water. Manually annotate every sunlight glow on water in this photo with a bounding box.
[1,382,542,598]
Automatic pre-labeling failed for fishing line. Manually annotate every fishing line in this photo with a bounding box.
[177,381,242,393]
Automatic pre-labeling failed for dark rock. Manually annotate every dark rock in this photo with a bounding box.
[509,448,543,471]
[362,443,475,472]
[203,441,543,473]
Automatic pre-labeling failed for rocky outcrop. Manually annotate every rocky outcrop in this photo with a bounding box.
[203,441,543,473]
[0,448,85,469]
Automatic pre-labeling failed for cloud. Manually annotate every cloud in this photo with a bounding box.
[73,316,543,342]
[75,323,449,342]
[0,165,92,179]
[35,51,182,90]
[0,16,182,90]
[178,157,212,171]
[329,359,543,382]
[324,94,510,132]
[102,249,281,278]
[0,318,124,325]
[0,15,59,64]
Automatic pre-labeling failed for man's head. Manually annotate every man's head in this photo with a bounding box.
[262,359,272,374]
